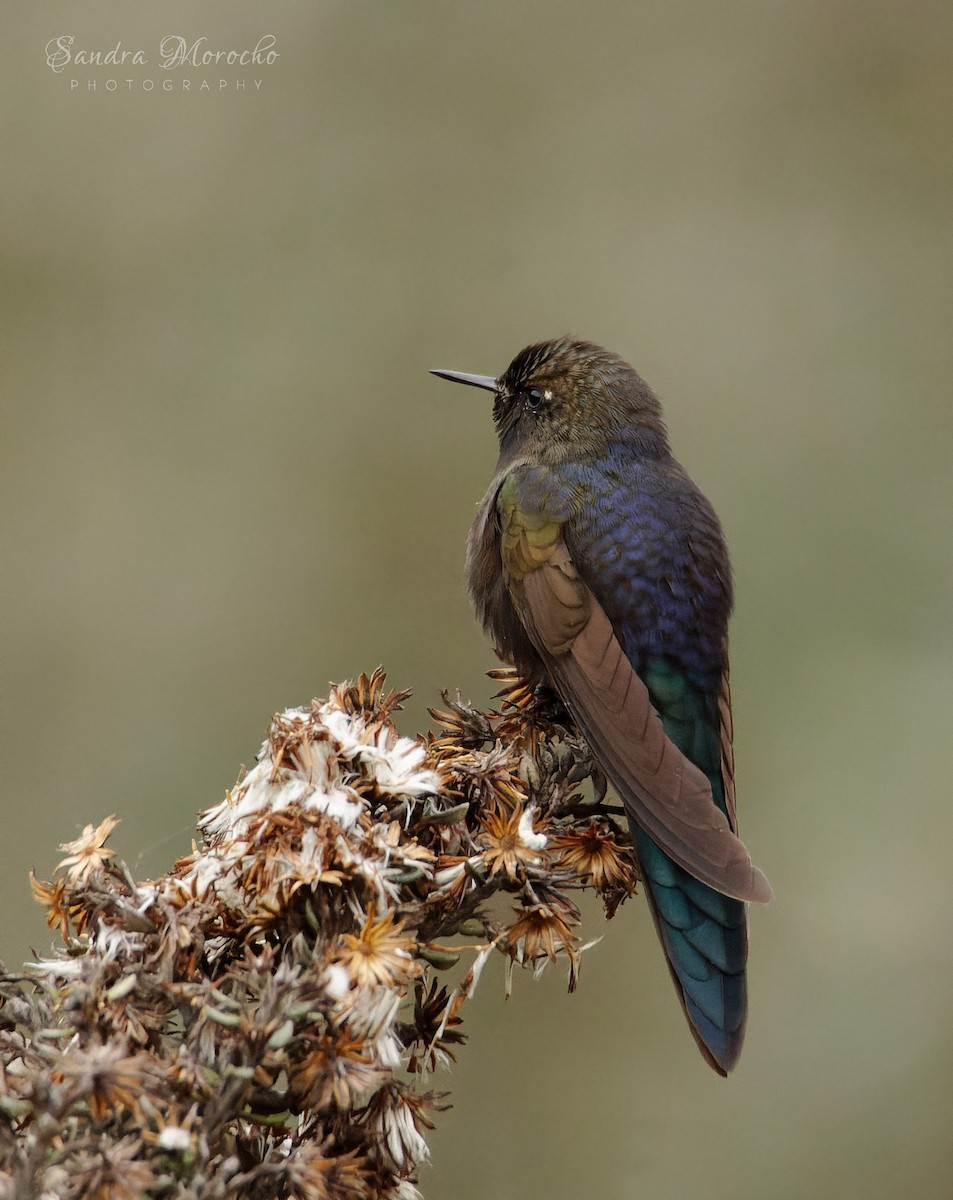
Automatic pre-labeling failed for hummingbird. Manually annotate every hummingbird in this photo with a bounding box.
[432,337,771,1075]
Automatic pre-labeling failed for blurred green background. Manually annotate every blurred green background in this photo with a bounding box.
[4,1,952,1196]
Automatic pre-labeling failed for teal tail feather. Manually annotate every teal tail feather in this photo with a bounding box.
[633,825,748,1074]
[636,659,749,1073]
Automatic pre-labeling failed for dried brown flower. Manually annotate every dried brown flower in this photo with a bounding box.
[53,1041,153,1123]
[55,814,120,884]
[290,1032,388,1113]
[478,804,547,882]
[552,820,638,891]
[505,903,579,970]
[335,909,422,990]
[3,670,637,1198]
[69,1136,156,1200]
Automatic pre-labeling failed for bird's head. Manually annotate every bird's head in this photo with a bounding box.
[432,337,669,465]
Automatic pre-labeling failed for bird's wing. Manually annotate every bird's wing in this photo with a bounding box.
[498,487,770,904]
[718,668,738,832]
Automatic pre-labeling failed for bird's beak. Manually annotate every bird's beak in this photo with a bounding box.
[429,369,498,393]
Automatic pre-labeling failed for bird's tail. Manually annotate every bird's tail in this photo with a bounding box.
[632,824,748,1075]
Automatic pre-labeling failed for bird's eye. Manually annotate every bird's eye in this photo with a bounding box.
[524,388,544,411]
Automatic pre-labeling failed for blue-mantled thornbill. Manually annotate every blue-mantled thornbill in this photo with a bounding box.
[431,337,771,1075]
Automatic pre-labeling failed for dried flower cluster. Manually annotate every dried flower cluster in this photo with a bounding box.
[0,670,637,1199]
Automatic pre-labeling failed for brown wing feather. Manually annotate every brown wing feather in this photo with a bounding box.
[718,668,738,832]
[513,535,771,904]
